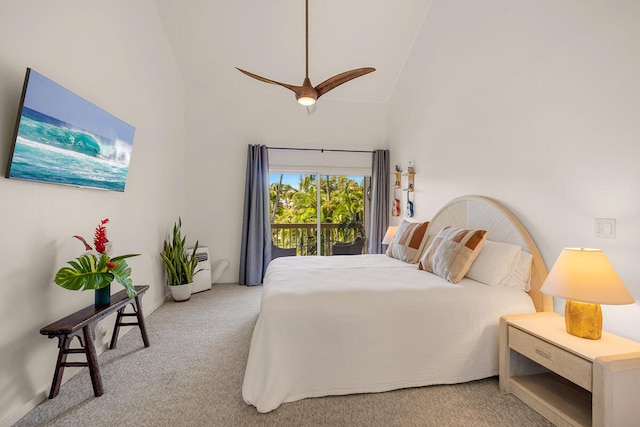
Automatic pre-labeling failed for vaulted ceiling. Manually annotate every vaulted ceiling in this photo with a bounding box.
[155,0,432,104]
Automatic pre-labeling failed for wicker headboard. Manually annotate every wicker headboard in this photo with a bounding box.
[429,195,552,312]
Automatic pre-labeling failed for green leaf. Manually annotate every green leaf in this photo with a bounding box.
[54,254,114,292]
[54,253,139,298]
[109,258,137,298]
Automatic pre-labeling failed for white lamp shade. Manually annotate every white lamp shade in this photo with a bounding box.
[541,248,634,305]
[381,226,398,245]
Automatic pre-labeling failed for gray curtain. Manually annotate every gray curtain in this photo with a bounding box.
[367,149,390,254]
[239,145,272,286]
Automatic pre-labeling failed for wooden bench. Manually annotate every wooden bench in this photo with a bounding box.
[40,285,150,398]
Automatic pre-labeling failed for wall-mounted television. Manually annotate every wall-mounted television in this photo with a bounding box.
[5,68,136,192]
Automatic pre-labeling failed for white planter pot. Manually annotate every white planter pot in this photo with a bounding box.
[169,282,192,302]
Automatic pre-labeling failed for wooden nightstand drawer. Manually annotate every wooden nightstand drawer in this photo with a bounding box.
[501,314,640,426]
[509,325,592,391]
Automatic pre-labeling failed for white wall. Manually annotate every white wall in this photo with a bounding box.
[0,1,186,424]
[184,90,388,283]
[389,0,640,340]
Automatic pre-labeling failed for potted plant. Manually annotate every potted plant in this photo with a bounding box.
[54,218,140,306]
[160,218,199,302]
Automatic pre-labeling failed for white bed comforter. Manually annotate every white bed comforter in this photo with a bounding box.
[242,255,535,413]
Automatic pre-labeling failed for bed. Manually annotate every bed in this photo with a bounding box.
[242,195,552,413]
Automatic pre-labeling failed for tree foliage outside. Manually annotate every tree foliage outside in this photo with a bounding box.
[270,174,365,254]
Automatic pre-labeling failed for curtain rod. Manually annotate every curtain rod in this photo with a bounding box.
[267,146,373,154]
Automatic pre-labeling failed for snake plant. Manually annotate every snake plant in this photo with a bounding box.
[160,218,199,286]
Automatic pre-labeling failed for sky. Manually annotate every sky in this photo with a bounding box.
[269,173,364,189]
[21,68,135,144]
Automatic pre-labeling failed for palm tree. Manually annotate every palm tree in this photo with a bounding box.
[269,174,365,253]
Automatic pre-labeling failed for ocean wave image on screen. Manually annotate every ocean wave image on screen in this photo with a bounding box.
[9,107,131,191]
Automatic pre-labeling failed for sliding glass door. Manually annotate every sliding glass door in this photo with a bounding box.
[270,173,365,256]
[270,173,317,255]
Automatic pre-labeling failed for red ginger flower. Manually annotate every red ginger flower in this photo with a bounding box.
[94,218,109,254]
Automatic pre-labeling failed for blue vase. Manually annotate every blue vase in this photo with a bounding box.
[95,283,111,307]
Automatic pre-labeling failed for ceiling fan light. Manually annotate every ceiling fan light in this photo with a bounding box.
[297,96,316,106]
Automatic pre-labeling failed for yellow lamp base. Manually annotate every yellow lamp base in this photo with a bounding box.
[564,300,602,340]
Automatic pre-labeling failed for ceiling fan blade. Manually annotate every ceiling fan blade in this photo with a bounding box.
[235,67,302,94]
[315,67,376,98]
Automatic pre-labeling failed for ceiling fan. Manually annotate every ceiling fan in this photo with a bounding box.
[236,0,375,113]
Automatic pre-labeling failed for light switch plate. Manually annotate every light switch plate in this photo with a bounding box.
[594,218,616,239]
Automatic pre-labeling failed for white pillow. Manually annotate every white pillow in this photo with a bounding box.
[466,240,521,286]
[498,251,533,291]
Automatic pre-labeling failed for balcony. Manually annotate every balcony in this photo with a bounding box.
[271,223,363,256]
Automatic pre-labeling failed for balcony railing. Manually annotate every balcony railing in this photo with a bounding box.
[271,223,363,256]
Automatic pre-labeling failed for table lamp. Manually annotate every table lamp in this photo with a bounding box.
[382,226,398,245]
[540,248,634,340]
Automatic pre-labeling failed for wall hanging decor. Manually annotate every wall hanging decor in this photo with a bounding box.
[392,165,401,216]
[5,68,136,191]
[404,162,415,218]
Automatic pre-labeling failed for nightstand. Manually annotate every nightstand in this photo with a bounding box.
[499,312,640,427]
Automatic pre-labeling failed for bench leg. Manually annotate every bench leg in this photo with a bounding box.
[135,294,150,348]
[109,309,124,349]
[49,335,72,399]
[82,325,103,397]
[109,297,150,349]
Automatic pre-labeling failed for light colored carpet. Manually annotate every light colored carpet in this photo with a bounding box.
[15,283,552,426]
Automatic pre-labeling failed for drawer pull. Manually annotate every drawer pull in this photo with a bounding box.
[535,347,553,360]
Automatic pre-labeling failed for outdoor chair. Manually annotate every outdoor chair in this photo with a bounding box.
[271,243,296,260]
[331,236,365,255]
